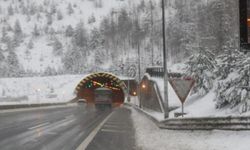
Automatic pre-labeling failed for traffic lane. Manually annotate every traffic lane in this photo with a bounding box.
[0,103,111,150]
[0,104,79,127]
[86,107,136,150]
[0,104,88,141]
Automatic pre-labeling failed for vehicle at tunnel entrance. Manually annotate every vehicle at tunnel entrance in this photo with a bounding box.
[75,72,127,106]
[94,87,112,110]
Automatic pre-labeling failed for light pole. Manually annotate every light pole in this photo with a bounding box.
[162,0,169,118]
[138,43,142,108]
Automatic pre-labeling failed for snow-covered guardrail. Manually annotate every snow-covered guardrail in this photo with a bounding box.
[160,117,250,130]
[0,103,69,110]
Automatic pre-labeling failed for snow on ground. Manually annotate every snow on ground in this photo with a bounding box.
[151,76,246,118]
[16,36,63,72]
[131,107,250,150]
[0,74,86,105]
[0,73,132,105]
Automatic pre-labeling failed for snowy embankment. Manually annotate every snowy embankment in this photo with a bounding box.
[151,77,246,118]
[0,75,85,105]
[131,107,250,150]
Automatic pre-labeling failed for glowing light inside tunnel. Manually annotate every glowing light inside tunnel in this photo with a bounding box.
[85,80,121,91]
[75,72,128,105]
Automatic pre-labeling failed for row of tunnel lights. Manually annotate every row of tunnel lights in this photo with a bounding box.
[85,80,147,96]
[85,80,121,91]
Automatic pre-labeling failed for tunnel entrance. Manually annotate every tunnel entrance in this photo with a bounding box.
[75,72,127,106]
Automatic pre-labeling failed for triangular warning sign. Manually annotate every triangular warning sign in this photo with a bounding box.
[169,78,195,103]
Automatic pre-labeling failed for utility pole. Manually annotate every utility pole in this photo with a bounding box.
[162,0,169,118]
[138,43,142,108]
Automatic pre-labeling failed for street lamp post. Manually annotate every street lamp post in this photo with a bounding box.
[162,0,169,118]
[138,43,142,108]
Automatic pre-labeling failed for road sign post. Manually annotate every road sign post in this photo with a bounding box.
[169,77,195,117]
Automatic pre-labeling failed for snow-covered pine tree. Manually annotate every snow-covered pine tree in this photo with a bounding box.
[50,4,57,14]
[52,37,63,56]
[8,5,14,16]
[185,47,216,96]
[46,13,53,25]
[215,52,250,112]
[62,44,84,73]
[57,10,63,20]
[27,39,34,49]
[1,27,9,43]
[0,50,4,62]
[88,14,96,24]
[73,21,88,48]
[44,66,57,76]
[89,27,103,50]
[215,42,244,79]
[65,25,74,37]
[32,24,40,37]
[13,19,23,47]
[6,51,21,77]
[14,19,22,35]
[67,3,74,15]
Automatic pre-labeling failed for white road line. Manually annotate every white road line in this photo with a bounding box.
[28,122,50,130]
[76,112,113,150]
[103,124,119,128]
[100,128,125,133]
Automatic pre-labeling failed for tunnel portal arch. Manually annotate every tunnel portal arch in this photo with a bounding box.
[75,72,127,105]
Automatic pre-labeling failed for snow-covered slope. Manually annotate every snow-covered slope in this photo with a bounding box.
[0,0,130,72]
[0,74,84,104]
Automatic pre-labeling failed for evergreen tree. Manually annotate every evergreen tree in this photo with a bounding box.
[57,10,63,20]
[0,50,6,77]
[67,3,74,15]
[27,39,34,49]
[1,27,9,43]
[88,14,96,24]
[32,24,40,37]
[6,51,20,77]
[50,4,57,14]
[8,5,14,16]
[117,9,132,39]
[215,51,250,112]
[44,66,57,76]
[62,45,84,73]
[65,25,74,37]
[216,41,243,79]
[186,48,216,96]
[89,28,103,50]
[0,50,5,64]
[73,21,88,47]
[52,37,63,56]
[13,19,23,47]
[25,49,31,61]
[46,13,53,25]
[14,19,22,35]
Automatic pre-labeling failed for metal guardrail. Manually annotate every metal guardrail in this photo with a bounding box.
[160,116,250,130]
[146,67,183,78]
[0,103,68,110]
[146,67,164,77]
